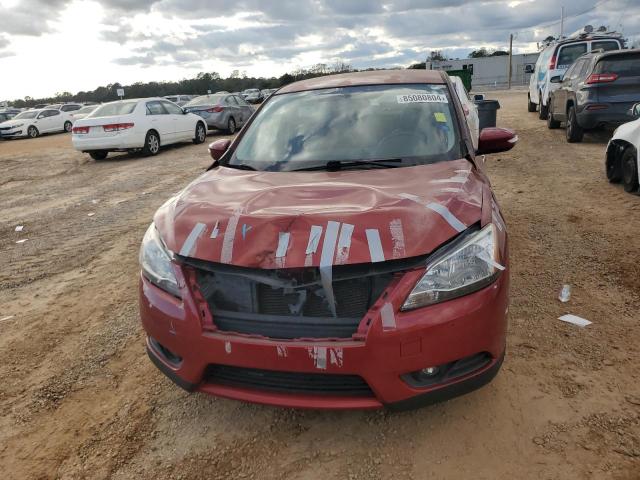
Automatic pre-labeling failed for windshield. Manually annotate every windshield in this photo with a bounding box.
[77,106,97,114]
[227,83,463,172]
[14,111,38,119]
[91,101,137,117]
[185,95,224,107]
[596,53,640,77]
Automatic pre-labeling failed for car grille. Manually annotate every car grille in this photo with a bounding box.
[188,261,397,339]
[204,364,374,397]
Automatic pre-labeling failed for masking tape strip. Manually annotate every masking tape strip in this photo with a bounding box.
[305,225,323,254]
[179,222,206,257]
[389,219,406,259]
[220,209,242,263]
[335,223,354,265]
[365,229,385,262]
[398,192,422,203]
[380,302,397,330]
[429,177,467,184]
[426,202,466,232]
[210,220,220,239]
[476,251,506,271]
[309,346,328,370]
[275,232,290,258]
[319,221,340,317]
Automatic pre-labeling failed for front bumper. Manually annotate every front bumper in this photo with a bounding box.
[140,264,509,410]
[0,129,24,138]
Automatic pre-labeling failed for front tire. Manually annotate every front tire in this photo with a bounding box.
[89,151,108,161]
[622,147,639,194]
[142,131,160,156]
[227,117,236,134]
[566,106,584,143]
[28,126,39,138]
[64,121,72,133]
[528,94,537,112]
[538,98,549,120]
[193,122,206,144]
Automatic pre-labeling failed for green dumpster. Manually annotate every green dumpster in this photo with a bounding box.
[446,69,472,91]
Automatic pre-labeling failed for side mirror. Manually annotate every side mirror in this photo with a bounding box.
[477,127,518,155]
[630,103,640,118]
[208,139,231,161]
[474,94,485,101]
[550,75,563,83]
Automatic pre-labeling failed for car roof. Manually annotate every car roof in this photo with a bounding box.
[278,69,445,94]
[576,48,636,62]
[553,35,623,47]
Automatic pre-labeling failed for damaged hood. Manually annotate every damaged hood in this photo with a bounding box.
[154,159,485,269]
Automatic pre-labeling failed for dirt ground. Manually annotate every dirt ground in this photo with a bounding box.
[1,91,639,480]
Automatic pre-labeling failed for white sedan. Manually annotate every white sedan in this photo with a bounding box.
[71,98,208,160]
[69,105,99,123]
[606,103,640,194]
[0,108,73,139]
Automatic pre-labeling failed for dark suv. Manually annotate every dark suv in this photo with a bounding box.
[547,49,640,142]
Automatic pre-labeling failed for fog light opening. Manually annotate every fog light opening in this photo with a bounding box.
[150,337,183,366]
[420,366,439,377]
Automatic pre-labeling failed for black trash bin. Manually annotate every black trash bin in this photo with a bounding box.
[474,99,500,130]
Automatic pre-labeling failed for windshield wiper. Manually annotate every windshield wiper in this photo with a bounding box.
[292,159,403,172]
[226,163,257,171]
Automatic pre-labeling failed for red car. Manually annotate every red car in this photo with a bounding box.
[139,70,517,410]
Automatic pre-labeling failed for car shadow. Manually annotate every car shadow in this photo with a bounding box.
[581,127,617,145]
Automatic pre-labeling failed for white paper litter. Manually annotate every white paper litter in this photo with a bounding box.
[87,212,95,217]
[15,239,28,244]
[559,314,591,328]
[0,315,15,322]
[15,225,24,232]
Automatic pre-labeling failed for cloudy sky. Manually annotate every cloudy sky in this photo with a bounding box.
[1,0,638,99]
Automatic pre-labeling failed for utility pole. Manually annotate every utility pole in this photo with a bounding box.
[507,33,513,89]
[560,6,565,39]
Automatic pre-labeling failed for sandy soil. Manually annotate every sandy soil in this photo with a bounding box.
[1,91,639,480]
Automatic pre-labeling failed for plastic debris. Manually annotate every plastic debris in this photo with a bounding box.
[0,315,15,322]
[15,225,24,232]
[87,212,95,217]
[91,199,99,204]
[15,239,28,244]
[558,314,591,328]
[558,284,571,303]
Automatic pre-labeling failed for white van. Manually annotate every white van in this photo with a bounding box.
[528,27,625,119]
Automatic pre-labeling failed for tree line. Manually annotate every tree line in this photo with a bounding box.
[9,62,355,108]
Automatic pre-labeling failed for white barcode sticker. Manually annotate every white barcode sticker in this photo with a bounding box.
[397,93,448,104]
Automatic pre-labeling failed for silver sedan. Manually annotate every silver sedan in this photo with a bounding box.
[183,94,254,134]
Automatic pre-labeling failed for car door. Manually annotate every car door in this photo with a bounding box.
[36,110,60,132]
[554,60,582,120]
[162,100,192,141]
[145,101,174,143]
[234,95,253,126]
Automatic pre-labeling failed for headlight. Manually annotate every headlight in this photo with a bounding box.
[139,223,181,298]
[11,123,23,129]
[402,224,503,310]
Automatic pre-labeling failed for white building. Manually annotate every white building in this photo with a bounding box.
[428,53,540,89]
